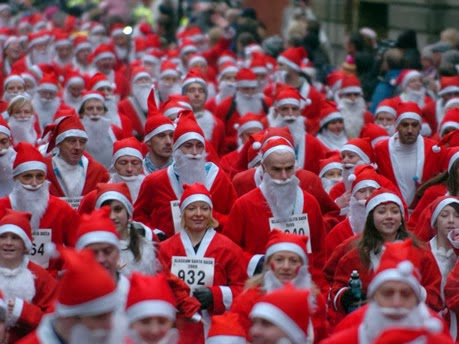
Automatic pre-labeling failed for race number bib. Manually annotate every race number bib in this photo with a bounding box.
[269,214,312,253]
[171,257,215,292]
[31,229,52,268]
[170,200,184,234]
[60,196,83,210]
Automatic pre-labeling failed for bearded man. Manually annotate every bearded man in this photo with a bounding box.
[133,110,237,238]
[0,117,15,196]
[157,60,182,103]
[12,31,52,73]
[62,71,85,112]
[0,142,79,275]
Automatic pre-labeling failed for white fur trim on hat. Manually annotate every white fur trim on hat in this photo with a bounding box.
[0,224,32,250]
[173,132,205,151]
[266,242,307,264]
[75,231,120,250]
[365,193,404,219]
[92,80,113,91]
[320,111,343,128]
[236,80,258,88]
[56,129,88,146]
[252,66,268,75]
[112,147,143,165]
[319,162,342,178]
[13,161,47,177]
[144,123,175,143]
[396,112,422,127]
[81,92,105,105]
[182,77,207,91]
[250,302,307,344]
[276,98,301,108]
[180,45,198,55]
[402,70,421,89]
[164,107,184,119]
[218,66,238,80]
[3,75,24,88]
[37,83,58,93]
[74,42,92,54]
[440,122,459,137]
[375,105,396,117]
[0,125,10,137]
[207,336,246,344]
[180,194,213,212]
[127,300,176,323]
[160,69,179,78]
[262,145,295,161]
[55,289,119,317]
[449,152,459,173]
[66,76,84,87]
[93,52,115,63]
[339,86,362,95]
[142,55,160,64]
[237,120,263,136]
[132,72,151,83]
[430,198,459,228]
[340,144,370,164]
[351,180,380,196]
[54,39,72,47]
[277,55,301,72]
[248,153,261,169]
[29,35,49,47]
[439,85,459,97]
[95,191,134,217]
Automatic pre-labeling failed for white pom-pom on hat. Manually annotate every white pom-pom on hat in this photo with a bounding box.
[304,98,312,106]
[348,174,356,183]
[424,317,442,333]
[234,123,240,130]
[397,260,413,276]
[432,145,441,153]
[45,242,60,259]
[252,141,262,150]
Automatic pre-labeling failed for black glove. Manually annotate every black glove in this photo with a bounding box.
[192,288,213,310]
[253,256,265,276]
[341,289,366,313]
[156,232,169,242]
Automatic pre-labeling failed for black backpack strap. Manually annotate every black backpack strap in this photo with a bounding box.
[261,99,269,114]
[225,96,237,122]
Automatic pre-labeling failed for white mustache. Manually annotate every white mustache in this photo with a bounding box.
[379,307,411,317]
[184,154,203,160]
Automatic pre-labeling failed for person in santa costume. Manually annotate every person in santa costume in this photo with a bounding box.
[125,273,180,344]
[323,239,450,344]
[17,247,120,344]
[422,75,459,135]
[0,36,22,96]
[373,97,398,136]
[61,70,85,113]
[437,107,459,140]
[267,86,327,174]
[316,103,347,150]
[249,284,315,344]
[12,31,52,74]
[215,68,272,153]
[0,116,15,197]
[182,68,225,155]
[230,230,328,342]
[223,137,326,274]
[133,110,237,238]
[159,183,247,343]
[2,73,27,103]
[329,188,442,317]
[72,36,93,75]
[0,142,79,275]
[156,60,182,103]
[205,61,238,115]
[373,101,441,208]
[78,90,123,169]
[44,115,109,203]
[187,54,217,99]
[52,31,73,70]
[6,95,41,146]
[319,154,343,194]
[394,69,433,112]
[118,66,158,140]
[0,209,57,343]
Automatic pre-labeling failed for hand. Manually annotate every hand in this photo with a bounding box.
[336,191,351,209]
[192,288,213,310]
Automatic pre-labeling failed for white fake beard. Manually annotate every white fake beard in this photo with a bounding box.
[110,173,145,203]
[260,172,299,221]
[132,84,153,113]
[0,147,15,183]
[9,116,37,145]
[127,328,179,344]
[378,123,396,136]
[172,149,207,186]
[405,87,426,108]
[272,115,305,146]
[63,89,83,112]
[105,97,119,116]
[10,180,49,229]
[339,97,365,139]
[31,93,60,128]
[2,91,23,102]
[194,111,214,141]
[82,116,114,168]
[263,265,312,293]
[348,197,366,234]
[235,91,263,116]
[69,323,113,344]
[361,302,428,344]
[31,49,51,65]
[115,46,129,60]
[218,81,237,100]
[321,177,342,194]
[158,81,181,101]
[318,128,348,150]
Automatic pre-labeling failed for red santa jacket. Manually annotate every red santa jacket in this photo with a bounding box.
[324,218,355,260]
[222,186,326,273]
[422,99,441,136]
[118,96,146,139]
[45,155,109,198]
[133,163,237,238]
[195,110,226,156]
[160,229,247,344]
[5,260,57,343]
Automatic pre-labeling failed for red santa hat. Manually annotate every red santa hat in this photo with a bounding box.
[263,127,295,147]
[159,60,179,79]
[73,36,92,54]
[244,43,264,57]
[28,30,50,48]
[250,284,311,344]
[319,105,343,128]
[112,137,144,166]
[430,195,459,228]
[142,49,162,65]
[395,101,422,127]
[394,69,422,89]
[94,182,133,217]
[54,247,118,317]
[277,47,308,72]
[53,30,71,47]
[0,209,33,251]
[188,54,207,67]
[445,147,459,174]
[75,207,120,250]
[89,22,106,36]
[80,90,105,108]
[340,137,374,164]
[91,44,116,64]
[0,116,10,138]
[365,187,405,220]
[339,74,363,95]
[3,35,18,51]
[13,142,47,177]
[144,114,175,143]
[173,110,205,151]
[236,68,258,88]
[179,182,212,212]
[261,137,295,162]
[37,73,59,93]
[46,115,88,153]
[160,95,192,119]
[249,52,268,75]
[275,86,305,108]
[217,51,237,66]
[88,72,114,91]
[350,165,381,196]
[438,75,459,97]
[234,113,264,137]
[374,325,451,344]
[3,74,24,89]
[218,61,238,81]
[179,38,198,56]
[445,97,459,111]
[181,68,207,96]
[110,23,125,38]
[126,272,177,323]
[265,229,309,264]
[63,70,85,88]
[360,123,390,146]
[319,154,343,178]
[439,108,459,137]
[131,66,151,84]
[326,70,345,92]
[367,239,425,301]
[207,313,246,344]
[375,98,398,117]
[247,131,265,168]
[21,72,37,88]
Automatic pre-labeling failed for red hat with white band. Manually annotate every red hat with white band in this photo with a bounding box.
[179,182,212,211]
[236,68,258,88]
[277,47,308,72]
[94,182,133,217]
[173,110,205,151]
[13,142,47,177]
[75,207,120,250]
[261,137,295,162]
[395,101,422,127]
[0,209,33,251]
[365,188,405,219]
[112,137,144,167]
